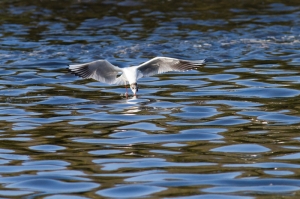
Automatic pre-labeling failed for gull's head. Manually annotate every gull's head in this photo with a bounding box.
[130,83,138,95]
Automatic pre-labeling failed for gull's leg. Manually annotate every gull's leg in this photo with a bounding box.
[125,84,128,98]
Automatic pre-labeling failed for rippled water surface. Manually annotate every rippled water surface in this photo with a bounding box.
[1,0,300,198]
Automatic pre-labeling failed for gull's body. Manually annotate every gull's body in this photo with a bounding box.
[122,66,142,85]
[69,57,205,95]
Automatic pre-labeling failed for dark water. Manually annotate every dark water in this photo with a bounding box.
[1,0,300,198]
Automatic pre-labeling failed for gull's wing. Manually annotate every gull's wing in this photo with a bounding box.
[136,57,205,77]
[69,60,126,85]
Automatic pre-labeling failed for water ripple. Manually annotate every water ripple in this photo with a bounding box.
[94,158,214,171]
[7,179,99,193]
[1,1,300,198]
[74,131,223,145]
[97,184,166,198]
[211,144,270,153]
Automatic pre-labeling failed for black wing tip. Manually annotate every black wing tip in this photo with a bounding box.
[67,64,92,79]
[67,67,73,73]
[67,68,84,78]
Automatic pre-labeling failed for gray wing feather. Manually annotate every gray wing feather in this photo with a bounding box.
[136,57,205,77]
[114,74,128,85]
[69,60,124,85]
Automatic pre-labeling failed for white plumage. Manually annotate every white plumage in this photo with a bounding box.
[69,56,205,95]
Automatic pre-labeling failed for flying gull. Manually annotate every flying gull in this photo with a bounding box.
[69,57,205,96]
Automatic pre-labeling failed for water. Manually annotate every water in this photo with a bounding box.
[1,0,300,198]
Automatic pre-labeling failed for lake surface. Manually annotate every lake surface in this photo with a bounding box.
[1,0,300,198]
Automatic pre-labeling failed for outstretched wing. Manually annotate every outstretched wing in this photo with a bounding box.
[136,57,205,77]
[69,60,124,85]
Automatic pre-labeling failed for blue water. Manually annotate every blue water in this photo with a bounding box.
[1,0,300,198]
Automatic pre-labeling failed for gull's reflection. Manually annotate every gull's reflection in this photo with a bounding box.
[126,95,137,102]
[123,96,145,115]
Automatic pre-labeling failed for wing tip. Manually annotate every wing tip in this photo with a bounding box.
[67,67,87,79]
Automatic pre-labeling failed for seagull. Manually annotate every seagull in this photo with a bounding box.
[68,57,205,96]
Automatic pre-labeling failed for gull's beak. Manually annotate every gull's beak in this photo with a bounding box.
[131,88,137,96]
[130,83,138,96]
